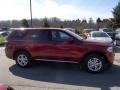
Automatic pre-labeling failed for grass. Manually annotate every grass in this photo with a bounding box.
[0,35,5,44]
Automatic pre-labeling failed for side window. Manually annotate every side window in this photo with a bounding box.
[51,31,60,41]
[59,32,70,40]
[31,31,41,40]
[8,31,26,40]
[30,30,51,41]
[52,31,70,42]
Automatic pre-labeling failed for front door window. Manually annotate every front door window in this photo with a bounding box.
[51,31,70,42]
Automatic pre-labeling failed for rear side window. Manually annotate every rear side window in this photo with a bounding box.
[29,30,51,41]
[8,30,26,40]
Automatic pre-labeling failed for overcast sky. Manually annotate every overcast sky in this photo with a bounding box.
[0,0,119,20]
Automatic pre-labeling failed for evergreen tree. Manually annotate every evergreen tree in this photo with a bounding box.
[88,18,94,28]
[96,18,102,29]
[43,18,50,27]
[21,19,29,28]
[96,18,102,23]
[109,2,120,29]
[113,2,120,27]
[60,25,63,28]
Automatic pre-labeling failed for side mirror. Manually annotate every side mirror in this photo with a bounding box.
[83,36,87,39]
[83,33,87,39]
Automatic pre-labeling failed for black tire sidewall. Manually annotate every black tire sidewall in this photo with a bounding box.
[84,54,105,73]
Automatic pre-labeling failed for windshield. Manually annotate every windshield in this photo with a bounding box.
[92,32,109,37]
[65,29,83,40]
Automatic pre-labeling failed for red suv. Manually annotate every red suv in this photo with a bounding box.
[5,28,114,73]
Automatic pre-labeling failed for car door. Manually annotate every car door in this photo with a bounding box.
[51,30,82,61]
[27,30,56,59]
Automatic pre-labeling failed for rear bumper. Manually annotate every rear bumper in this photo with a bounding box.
[5,50,12,59]
[5,47,14,59]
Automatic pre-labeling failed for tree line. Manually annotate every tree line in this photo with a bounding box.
[0,17,109,33]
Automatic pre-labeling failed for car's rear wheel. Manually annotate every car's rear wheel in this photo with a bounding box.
[15,51,32,67]
[83,54,105,73]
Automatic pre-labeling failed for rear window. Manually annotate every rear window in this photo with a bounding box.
[7,30,26,40]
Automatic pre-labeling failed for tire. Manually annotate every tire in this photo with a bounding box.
[14,51,32,68]
[83,54,105,73]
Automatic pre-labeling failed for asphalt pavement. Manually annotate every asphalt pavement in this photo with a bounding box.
[0,46,120,90]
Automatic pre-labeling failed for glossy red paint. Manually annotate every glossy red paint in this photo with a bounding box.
[5,28,114,65]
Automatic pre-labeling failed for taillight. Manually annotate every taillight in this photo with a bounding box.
[5,41,12,48]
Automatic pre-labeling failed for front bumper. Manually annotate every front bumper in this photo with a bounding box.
[106,52,115,64]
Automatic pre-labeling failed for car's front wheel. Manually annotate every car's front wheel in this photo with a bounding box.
[84,54,105,73]
[15,51,32,67]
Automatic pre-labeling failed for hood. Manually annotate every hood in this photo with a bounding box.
[83,39,112,47]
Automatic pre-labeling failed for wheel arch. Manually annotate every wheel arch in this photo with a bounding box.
[13,48,32,60]
[81,51,108,64]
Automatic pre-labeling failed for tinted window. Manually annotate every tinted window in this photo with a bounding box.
[60,32,70,40]
[52,31,70,42]
[51,31,59,41]
[65,30,83,40]
[30,30,51,41]
[8,31,26,40]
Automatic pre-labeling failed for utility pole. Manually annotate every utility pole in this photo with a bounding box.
[30,0,33,27]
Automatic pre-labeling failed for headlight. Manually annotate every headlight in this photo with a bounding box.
[107,46,113,52]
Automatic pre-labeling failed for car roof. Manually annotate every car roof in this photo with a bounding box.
[83,29,96,33]
[90,31,107,33]
[10,28,65,31]
[99,28,108,30]
[83,28,95,31]
[83,28,94,30]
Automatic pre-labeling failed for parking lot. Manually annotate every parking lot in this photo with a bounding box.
[0,46,120,90]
